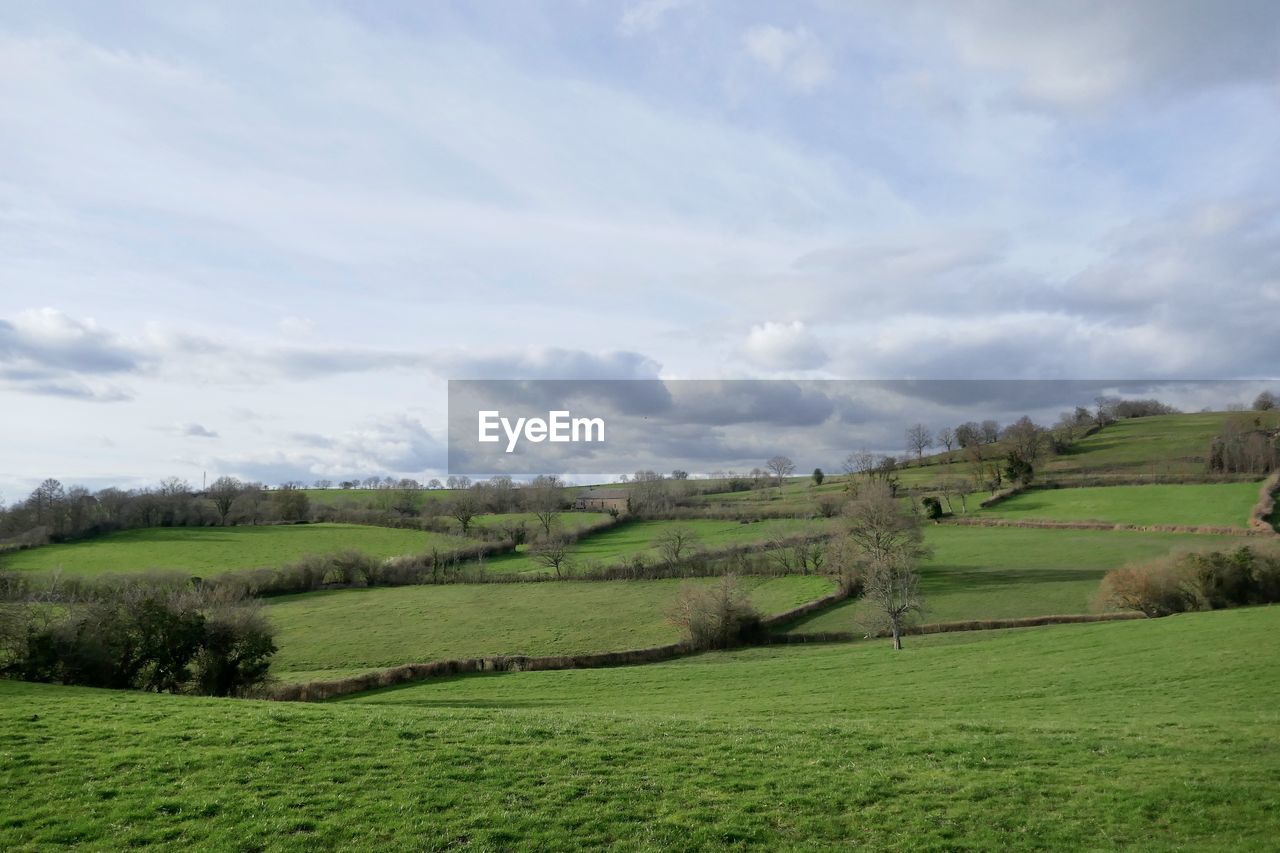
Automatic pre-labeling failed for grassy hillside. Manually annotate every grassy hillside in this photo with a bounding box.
[4,608,1277,848]
[0,524,469,577]
[972,482,1261,528]
[785,525,1248,632]
[469,510,612,535]
[266,575,835,683]
[484,517,835,575]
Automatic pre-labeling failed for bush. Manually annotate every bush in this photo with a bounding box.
[920,496,943,520]
[666,575,764,650]
[1,585,276,696]
[1097,544,1280,617]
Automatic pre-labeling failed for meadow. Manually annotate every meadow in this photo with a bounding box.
[3,608,1276,849]
[784,525,1248,632]
[972,481,1261,528]
[482,516,836,575]
[265,575,835,683]
[0,524,467,577]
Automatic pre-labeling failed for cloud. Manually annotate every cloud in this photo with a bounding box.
[743,321,828,370]
[435,347,662,380]
[176,423,219,438]
[0,308,143,400]
[742,25,832,93]
[618,0,694,36]
[933,0,1280,111]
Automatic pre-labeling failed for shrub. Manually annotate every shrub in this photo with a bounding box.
[920,496,943,520]
[666,575,764,650]
[1097,544,1280,616]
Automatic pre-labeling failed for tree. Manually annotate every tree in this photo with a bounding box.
[905,424,933,461]
[654,526,699,567]
[445,475,472,490]
[1001,416,1048,473]
[272,485,310,523]
[207,476,243,526]
[447,492,480,534]
[526,475,565,537]
[812,468,825,486]
[954,422,980,448]
[313,479,333,489]
[392,484,424,518]
[937,426,955,452]
[670,470,689,480]
[1254,390,1277,411]
[529,535,574,578]
[838,482,928,649]
[980,420,1001,445]
[765,456,795,487]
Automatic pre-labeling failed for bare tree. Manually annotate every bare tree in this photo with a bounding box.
[447,492,480,534]
[937,426,955,452]
[526,475,565,536]
[838,482,929,649]
[654,526,700,567]
[765,456,795,487]
[980,420,1001,445]
[1254,390,1277,411]
[905,424,933,460]
[207,476,243,526]
[529,535,573,578]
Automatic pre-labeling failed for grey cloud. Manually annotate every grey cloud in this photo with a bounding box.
[178,423,219,438]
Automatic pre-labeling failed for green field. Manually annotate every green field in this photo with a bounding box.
[785,525,1247,633]
[973,482,1262,527]
[484,517,835,575]
[469,511,612,535]
[0,524,470,576]
[266,576,835,683]
[3,608,1276,848]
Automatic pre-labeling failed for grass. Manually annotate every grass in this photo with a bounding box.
[265,575,835,682]
[468,511,612,535]
[972,482,1262,527]
[483,516,835,575]
[0,524,471,577]
[3,607,1278,848]
[785,525,1249,633]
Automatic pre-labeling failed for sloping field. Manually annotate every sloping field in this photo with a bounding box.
[483,517,834,575]
[266,575,835,683]
[3,608,1276,849]
[785,525,1249,632]
[0,524,468,577]
[973,482,1261,528]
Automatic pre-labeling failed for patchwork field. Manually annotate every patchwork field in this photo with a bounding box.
[483,517,836,575]
[784,525,1248,632]
[0,524,467,576]
[972,482,1262,528]
[266,575,835,683]
[3,608,1276,849]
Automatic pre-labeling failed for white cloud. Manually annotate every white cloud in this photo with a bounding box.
[618,0,694,37]
[742,24,832,93]
[743,321,828,371]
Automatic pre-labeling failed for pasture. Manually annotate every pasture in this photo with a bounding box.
[972,482,1261,528]
[784,525,1248,632]
[265,575,835,683]
[0,524,466,577]
[3,608,1276,849]
[483,516,836,575]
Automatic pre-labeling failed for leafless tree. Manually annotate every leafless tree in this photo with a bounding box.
[1254,390,1277,411]
[838,481,929,649]
[526,475,566,536]
[905,424,933,460]
[765,456,795,487]
[937,426,955,452]
[207,476,243,526]
[529,535,573,578]
[447,492,481,534]
[655,526,700,567]
[980,420,1001,445]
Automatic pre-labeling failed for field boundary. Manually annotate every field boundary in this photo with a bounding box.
[938,517,1267,536]
[270,584,851,702]
[771,611,1147,644]
[1247,469,1280,533]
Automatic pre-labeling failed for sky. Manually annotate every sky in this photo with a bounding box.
[1,0,1279,495]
